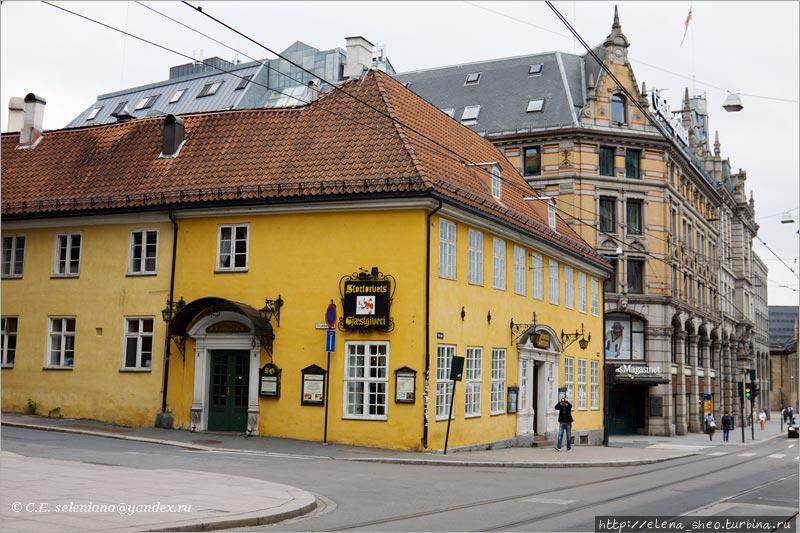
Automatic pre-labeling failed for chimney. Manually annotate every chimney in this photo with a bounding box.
[161,114,185,158]
[7,97,25,132]
[19,93,46,148]
[343,36,374,80]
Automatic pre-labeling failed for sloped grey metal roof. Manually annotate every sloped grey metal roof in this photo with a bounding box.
[395,51,585,136]
[769,306,799,349]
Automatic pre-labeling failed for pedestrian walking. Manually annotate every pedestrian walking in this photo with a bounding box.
[758,410,766,430]
[554,397,573,451]
[721,412,734,442]
[705,413,717,440]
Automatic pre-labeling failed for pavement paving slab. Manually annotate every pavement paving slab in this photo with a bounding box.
[0,451,317,532]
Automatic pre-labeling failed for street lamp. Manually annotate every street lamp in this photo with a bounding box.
[161,296,186,323]
[722,93,743,112]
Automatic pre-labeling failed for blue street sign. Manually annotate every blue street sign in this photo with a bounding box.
[326,329,336,353]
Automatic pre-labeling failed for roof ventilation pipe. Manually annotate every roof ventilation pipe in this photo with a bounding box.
[19,93,46,148]
[161,114,185,158]
[7,97,25,132]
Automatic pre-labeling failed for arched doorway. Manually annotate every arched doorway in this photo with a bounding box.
[516,325,562,441]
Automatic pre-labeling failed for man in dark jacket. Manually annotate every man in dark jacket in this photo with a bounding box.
[721,412,734,442]
[554,397,574,451]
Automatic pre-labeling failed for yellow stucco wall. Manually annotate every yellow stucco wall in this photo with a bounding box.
[1,221,173,426]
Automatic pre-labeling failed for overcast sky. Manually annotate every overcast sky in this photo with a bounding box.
[2,1,798,305]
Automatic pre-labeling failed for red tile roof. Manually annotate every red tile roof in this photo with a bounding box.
[1,70,607,270]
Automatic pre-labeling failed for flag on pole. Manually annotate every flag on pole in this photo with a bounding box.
[680,8,693,46]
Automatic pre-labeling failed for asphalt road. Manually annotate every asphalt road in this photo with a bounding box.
[2,426,797,532]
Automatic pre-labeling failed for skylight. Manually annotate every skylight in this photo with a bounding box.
[464,72,481,85]
[235,75,254,91]
[197,80,223,98]
[441,108,455,117]
[85,107,102,121]
[111,101,129,116]
[134,94,160,111]
[169,89,186,104]
[529,64,543,75]
[526,99,545,113]
[461,105,481,123]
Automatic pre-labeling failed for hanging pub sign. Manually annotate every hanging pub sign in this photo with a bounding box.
[339,267,395,331]
[533,331,551,350]
[259,363,281,397]
[301,364,326,406]
[395,366,416,403]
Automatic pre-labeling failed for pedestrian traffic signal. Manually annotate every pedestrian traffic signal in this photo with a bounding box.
[744,384,752,400]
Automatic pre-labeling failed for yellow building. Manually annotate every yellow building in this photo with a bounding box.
[2,71,610,450]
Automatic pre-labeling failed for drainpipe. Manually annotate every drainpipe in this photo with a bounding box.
[161,210,178,413]
[422,197,443,449]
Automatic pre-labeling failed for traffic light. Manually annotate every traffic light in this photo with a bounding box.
[737,382,743,397]
[752,385,760,398]
[744,384,752,400]
[748,369,756,381]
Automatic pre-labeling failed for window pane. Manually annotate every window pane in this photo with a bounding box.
[127,319,139,333]
[625,150,640,179]
[600,198,615,232]
[65,319,75,332]
[600,147,614,176]
[235,226,247,240]
[142,319,153,333]
[524,147,541,176]
[611,95,625,123]
[626,201,642,235]
[125,337,138,367]
[627,259,644,293]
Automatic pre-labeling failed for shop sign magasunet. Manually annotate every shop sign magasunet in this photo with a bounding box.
[612,363,669,384]
[342,279,391,330]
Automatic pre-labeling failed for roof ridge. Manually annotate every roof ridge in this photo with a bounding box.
[371,70,434,190]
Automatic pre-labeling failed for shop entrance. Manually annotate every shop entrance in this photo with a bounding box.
[208,350,250,432]
[609,386,647,435]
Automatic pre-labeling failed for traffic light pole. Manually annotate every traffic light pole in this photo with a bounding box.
[740,390,745,444]
[751,400,755,441]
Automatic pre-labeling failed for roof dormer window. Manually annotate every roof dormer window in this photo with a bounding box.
[85,107,102,121]
[464,72,481,85]
[461,105,481,124]
[169,89,186,104]
[111,101,129,116]
[491,165,501,199]
[611,93,626,124]
[529,64,543,76]
[197,80,222,98]
[134,94,160,111]
[526,99,545,113]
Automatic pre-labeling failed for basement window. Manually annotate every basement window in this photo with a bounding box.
[526,99,545,112]
[235,75,254,91]
[86,107,102,121]
[169,89,186,104]
[197,80,223,98]
[134,94,160,111]
[461,105,481,124]
[529,64,543,76]
[464,72,481,86]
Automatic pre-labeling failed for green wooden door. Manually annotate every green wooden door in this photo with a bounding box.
[208,350,249,432]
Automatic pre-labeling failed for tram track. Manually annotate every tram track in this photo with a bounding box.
[320,439,793,532]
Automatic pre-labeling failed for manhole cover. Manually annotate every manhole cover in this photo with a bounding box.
[191,439,222,445]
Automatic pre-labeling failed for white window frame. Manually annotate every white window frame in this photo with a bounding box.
[128,229,159,275]
[491,165,501,198]
[492,237,506,290]
[86,106,102,120]
[548,201,557,229]
[53,233,82,277]
[590,360,600,409]
[468,229,484,285]
[461,105,481,123]
[564,356,574,404]
[1,316,18,367]
[564,265,574,310]
[578,272,587,313]
[343,341,389,420]
[591,277,599,316]
[47,317,76,368]
[532,253,544,300]
[439,219,456,279]
[548,259,559,305]
[577,359,587,410]
[122,317,155,370]
[513,245,526,295]
[490,348,506,414]
[465,346,482,418]
[2,235,26,278]
[526,99,545,113]
[436,344,455,421]
[169,89,186,104]
[216,224,249,272]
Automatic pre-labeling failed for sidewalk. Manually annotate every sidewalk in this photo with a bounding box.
[0,451,316,532]
[610,416,786,450]
[3,412,698,468]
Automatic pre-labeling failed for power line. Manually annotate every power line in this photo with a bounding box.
[463,1,799,104]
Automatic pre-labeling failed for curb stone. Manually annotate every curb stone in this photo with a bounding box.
[152,498,318,532]
[339,453,698,468]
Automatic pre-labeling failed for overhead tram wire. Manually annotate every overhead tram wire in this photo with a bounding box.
[543,1,800,281]
[464,1,799,104]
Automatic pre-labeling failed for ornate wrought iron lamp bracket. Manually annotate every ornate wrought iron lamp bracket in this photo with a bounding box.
[560,323,591,350]
[510,312,540,344]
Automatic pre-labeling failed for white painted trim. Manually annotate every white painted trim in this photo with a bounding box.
[188,311,260,434]
[120,316,156,370]
[1,234,26,278]
[45,316,76,369]
[52,232,83,277]
[342,341,390,421]
[215,223,250,272]
[127,229,160,276]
